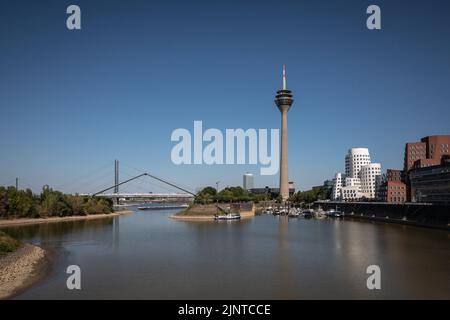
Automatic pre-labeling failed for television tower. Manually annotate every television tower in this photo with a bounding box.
[275,65,294,202]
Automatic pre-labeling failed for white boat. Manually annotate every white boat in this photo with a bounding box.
[326,209,344,218]
[288,208,300,217]
[214,213,241,221]
[314,209,326,219]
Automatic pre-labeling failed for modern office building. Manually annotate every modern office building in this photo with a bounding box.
[386,169,404,182]
[404,135,450,201]
[376,169,407,203]
[404,135,450,172]
[341,186,362,201]
[359,163,381,199]
[332,148,381,201]
[249,186,296,198]
[331,173,345,200]
[345,148,371,177]
[274,65,294,202]
[243,173,254,190]
[409,159,450,204]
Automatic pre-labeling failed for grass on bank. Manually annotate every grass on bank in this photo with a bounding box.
[0,231,21,256]
[176,204,218,216]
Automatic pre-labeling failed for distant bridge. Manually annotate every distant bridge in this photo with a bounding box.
[87,192,194,200]
[90,169,196,203]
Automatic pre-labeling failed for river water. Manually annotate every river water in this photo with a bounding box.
[1,207,449,299]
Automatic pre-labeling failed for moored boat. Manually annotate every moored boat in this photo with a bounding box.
[288,209,300,217]
[303,209,314,219]
[326,209,344,218]
[214,213,241,221]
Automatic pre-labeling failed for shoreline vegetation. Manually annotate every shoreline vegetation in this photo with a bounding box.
[0,186,115,220]
[171,187,265,221]
[0,185,134,227]
[0,186,133,300]
[0,232,48,300]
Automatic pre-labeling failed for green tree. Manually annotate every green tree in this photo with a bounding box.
[195,186,217,204]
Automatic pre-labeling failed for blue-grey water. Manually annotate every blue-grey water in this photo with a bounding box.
[1,208,449,299]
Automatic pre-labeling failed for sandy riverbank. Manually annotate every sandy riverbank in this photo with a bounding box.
[0,244,48,299]
[170,214,215,221]
[170,210,255,221]
[0,210,132,228]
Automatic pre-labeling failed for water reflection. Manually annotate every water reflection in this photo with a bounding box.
[2,209,449,299]
[1,217,117,251]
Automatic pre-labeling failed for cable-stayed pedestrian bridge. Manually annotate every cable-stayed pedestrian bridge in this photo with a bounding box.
[83,192,194,200]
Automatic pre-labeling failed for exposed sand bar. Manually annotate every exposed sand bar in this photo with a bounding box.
[0,210,132,228]
[0,244,48,300]
[170,210,255,221]
[170,214,215,221]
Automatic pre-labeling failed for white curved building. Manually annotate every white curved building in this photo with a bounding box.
[332,148,381,201]
[360,163,381,199]
[345,148,371,178]
[331,172,345,200]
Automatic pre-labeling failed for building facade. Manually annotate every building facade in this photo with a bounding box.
[386,169,403,182]
[409,160,450,205]
[377,180,407,204]
[345,148,371,178]
[243,173,254,190]
[404,135,450,172]
[359,163,381,199]
[404,135,450,201]
[331,173,345,200]
[331,148,381,201]
[250,186,295,198]
[376,169,407,203]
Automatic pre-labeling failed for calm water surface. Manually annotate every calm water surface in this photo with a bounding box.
[2,208,449,299]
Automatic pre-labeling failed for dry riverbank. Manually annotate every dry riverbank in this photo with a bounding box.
[171,204,255,221]
[0,210,132,228]
[0,244,48,299]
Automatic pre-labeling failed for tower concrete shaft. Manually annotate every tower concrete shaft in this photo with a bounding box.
[274,65,294,202]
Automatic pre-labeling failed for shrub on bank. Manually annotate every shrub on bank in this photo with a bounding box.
[0,231,21,256]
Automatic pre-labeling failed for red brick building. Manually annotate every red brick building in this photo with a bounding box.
[386,169,403,182]
[404,135,450,201]
[404,135,450,171]
[384,181,407,203]
[404,141,426,172]
[377,169,407,203]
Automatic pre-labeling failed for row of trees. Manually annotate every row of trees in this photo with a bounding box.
[289,186,332,204]
[194,185,332,204]
[0,186,113,219]
[195,186,270,204]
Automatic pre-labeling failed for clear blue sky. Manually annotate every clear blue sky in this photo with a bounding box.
[1,0,450,194]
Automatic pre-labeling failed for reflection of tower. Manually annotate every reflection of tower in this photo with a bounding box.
[275,65,294,201]
[113,217,120,252]
[278,215,294,298]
